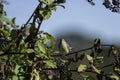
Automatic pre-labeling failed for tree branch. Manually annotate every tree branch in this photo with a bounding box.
[25,3,41,26]
[1,3,42,56]
[0,44,114,56]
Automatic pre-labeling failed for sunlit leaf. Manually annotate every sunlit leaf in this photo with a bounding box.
[109,74,119,80]
[39,8,52,20]
[0,16,16,28]
[113,64,120,76]
[31,69,40,80]
[37,41,46,53]
[39,0,47,4]
[91,65,101,74]
[25,49,35,53]
[93,56,103,65]
[43,60,56,68]
[78,64,87,72]
[47,0,54,5]
[49,4,57,11]
[11,64,20,80]
[1,29,9,37]
[86,54,93,64]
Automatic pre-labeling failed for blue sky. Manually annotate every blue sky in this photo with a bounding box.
[4,0,120,45]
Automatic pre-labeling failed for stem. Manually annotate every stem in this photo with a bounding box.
[101,63,114,69]
[65,44,113,56]
[65,46,93,56]
[24,3,41,26]
[0,32,23,56]
[35,19,43,38]
[0,44,113,56]
[0,3,42,56]
[102,44,113,47]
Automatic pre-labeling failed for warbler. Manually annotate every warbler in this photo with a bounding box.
[22,24,31,36]
[58,38,72,53]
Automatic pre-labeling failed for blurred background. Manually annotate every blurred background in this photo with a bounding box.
[4,0,120,49]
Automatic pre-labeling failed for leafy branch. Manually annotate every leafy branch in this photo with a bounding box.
[0,0,120,80]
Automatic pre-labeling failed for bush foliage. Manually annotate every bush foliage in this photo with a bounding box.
[0,0,120,80]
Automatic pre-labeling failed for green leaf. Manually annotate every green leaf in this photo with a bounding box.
[39,0,54,5]
[39,8,52,20]
[43,60,56,68]
[15,65,20,74]
[37,41,46,53]
[86,54,93,63]
[0,16,16,28]
[49,4,57,11]
[91,65,101,74]
[113,65,120,76]
[44,32,55,49]
[47,0,54,5]
[25,49,35,53]
[93,56,103,65]
[32,69,40,80]
[1,29,9,37]
[11,17,16,24]
[78,64,87,72]
[10,29,18,40]
[39,0,47,4]
[110,74,119,80]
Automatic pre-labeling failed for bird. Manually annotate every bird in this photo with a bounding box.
[58,38,72,53]
[22,24,31,36]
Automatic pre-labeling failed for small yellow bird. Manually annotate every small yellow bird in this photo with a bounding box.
[58,38,72,53]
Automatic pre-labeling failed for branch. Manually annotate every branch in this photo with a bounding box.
[1,3,42,56]
[0,52,23,56]
[24,3,41,26]
[0,44,113,56]
[65,46,93,56]
[101,63,114,69]
[65,44,113,56]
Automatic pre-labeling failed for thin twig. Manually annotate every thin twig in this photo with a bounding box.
[101,63,114,69]
[0,3,41,56]
[65,44,113,56]
[0,44,114,56]
[25,3,41,26]
[65,46,93,56]
[0,32,23,56]
[102,44,113,47]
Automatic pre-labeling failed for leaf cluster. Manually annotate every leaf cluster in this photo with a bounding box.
[86,0,120,13]
[0,0,120,80]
